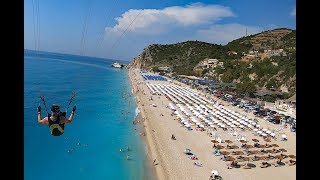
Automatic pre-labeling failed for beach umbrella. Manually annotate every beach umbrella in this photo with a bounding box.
[266,130,272,134]
[279,148,287,152]
[211,140,219,143]
[270,133,275,137]
[275,154,284,160]
[266,149,273,154]
[252,139,259,142]
[253,128,259,132]
[242,157,251,162]
[272,144,279,147]
[225,140,233,144]
[210,124,215,128]
[216,145,225,149]
[246,145,254,149]
[231,145,239,149]
[220,151,230,155]
[184,148,191,154]
[288,155,296,159]
[258,145,266,148]
[211,170,219,176]
[240,140,247,143]
[261,133,268,137]
[251,150,260,154]
[226,156,236,161]
[270,149,278,154]
[262,128,268,132]
[233,151,244,155]
[281,134,287,139]
[264,138,271,142]
[257,131,262,134]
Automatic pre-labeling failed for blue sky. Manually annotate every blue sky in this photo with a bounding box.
[24,0,296,61]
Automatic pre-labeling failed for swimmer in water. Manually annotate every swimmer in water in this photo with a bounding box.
[120,148,123,152]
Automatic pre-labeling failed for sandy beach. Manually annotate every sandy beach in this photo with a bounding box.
[128,68,296,180]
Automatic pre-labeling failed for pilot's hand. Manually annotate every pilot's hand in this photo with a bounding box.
[37,106,41,113]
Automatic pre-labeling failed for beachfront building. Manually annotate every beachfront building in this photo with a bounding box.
[274,94,296,115]
[158,66,171,72]
[200,58,219,69]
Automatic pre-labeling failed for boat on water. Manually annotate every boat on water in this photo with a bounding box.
[111,62,123,68]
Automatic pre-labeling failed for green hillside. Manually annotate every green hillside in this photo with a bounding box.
[130,28,296,99]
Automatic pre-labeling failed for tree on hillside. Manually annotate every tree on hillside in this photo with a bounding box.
[236,77,256,95]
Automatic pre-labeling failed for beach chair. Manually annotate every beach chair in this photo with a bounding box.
[236,135,242,141]
[232,131,239,136]
[281,134,288,141]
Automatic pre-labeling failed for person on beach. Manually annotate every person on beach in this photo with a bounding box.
[37,104,76,136]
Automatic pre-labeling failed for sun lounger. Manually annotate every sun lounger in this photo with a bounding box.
[194,162,203,167]
[286,160,296,166]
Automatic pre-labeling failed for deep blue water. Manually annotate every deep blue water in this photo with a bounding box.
[24,50,152,180]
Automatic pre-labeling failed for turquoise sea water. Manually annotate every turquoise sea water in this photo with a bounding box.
[24,50,153,180]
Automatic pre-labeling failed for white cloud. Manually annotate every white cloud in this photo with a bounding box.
[105,3,234,35]
[194,23,263,45]
[291,7,296,17]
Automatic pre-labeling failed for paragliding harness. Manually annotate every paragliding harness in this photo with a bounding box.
[48,112,66,136]
[40,92,76,136]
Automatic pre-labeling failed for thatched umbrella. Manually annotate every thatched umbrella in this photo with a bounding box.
[226,156,236,161]
[225,140,233,144]
[232,151,244,155]
[271,149,278,154]
[221,151,230,155]
[252,155,261,161]
[231,145,239,149]
[242,156,251,162]
[252,138,259,142]
[240,140,247,143]
[265,154,275,160]
[275,154,284,162]
[264,138,271,142]
[259,156,267,160]
[246,145,254,149]
[266,149,274,154]
[279,148,287,152]
[216,145,225,149]
[251,150,260,154]
[288,155,296,159]
[272,144,279,147]
[211,140,219,143]
[259,145,266,148]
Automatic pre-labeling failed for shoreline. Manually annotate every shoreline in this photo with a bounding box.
[128,67,296,180]
[129,68,167,180]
